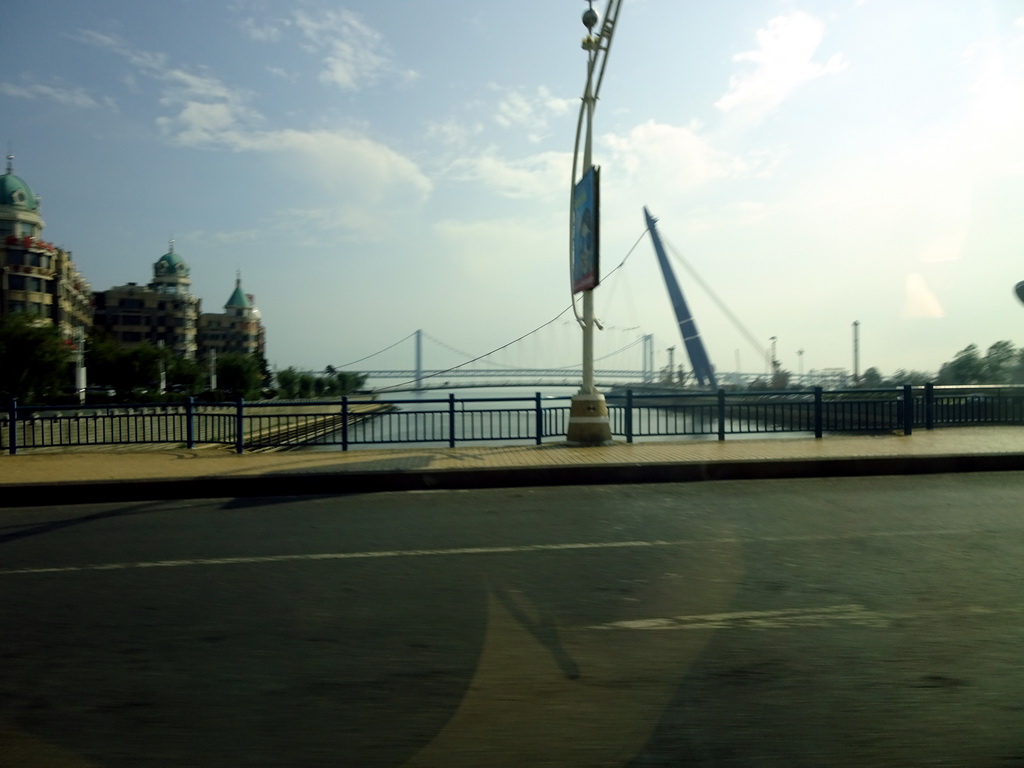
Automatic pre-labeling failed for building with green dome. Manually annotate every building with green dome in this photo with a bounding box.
[0,155,92,339]
[3,156,266,373]
[197,274,265,359]
[93,241,204,359]
[93,246,265,363]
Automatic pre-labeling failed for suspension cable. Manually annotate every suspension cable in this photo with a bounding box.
[374,305,577,391]
[661,233,768,360]
[333,331,418,368]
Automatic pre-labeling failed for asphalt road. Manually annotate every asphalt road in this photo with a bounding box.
[1,472,1023,767]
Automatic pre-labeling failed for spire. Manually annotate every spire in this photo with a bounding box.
[5,153,13,175]
[226,273,251,308]
[168,237,175,253]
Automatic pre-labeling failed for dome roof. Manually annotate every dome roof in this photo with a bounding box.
[0,171,38,211]
[154,247,190,278]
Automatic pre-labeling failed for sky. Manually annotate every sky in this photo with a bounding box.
[3,0,1024,380]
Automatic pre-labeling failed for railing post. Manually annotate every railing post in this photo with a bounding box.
[814,387,823,439]
[185,396,195,449]
[341,397,349,451]
[534,392,543,445]
[8,399,17,456]
[903,384,913,436]
[448,393,456,448]
[235,396,245,454]
[924,382,934,430]
[717,389,726,441]
[625,389,634,443]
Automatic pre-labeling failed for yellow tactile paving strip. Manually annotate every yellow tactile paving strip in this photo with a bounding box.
[1,427,1022,487]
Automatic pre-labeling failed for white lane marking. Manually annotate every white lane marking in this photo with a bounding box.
[0,526,1000,577]
[588,604,1011,632]
[589,604,891,631]
[0,540,678,575]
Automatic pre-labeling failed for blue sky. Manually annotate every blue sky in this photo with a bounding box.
[3,0,1024,379]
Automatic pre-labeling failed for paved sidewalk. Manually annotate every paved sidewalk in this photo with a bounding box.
[1,427,1023,506]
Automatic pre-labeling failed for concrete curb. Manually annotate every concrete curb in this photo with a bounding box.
[3,451,1023,507]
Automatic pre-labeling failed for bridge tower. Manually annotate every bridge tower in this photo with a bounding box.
[414,329,423,390]
[643,334,654,383]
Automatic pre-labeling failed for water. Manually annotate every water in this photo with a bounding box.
[304,384,813,450]
[307,385,577,451]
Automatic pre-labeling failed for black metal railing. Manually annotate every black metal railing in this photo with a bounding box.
[3,384,1023,454]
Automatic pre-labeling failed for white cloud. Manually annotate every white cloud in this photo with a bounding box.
[493,86,575,142]
[715,11,848,117]
[603,120,737,192]
[241,16,289,43]
[81,29,431,216]
[238,128,431,200]
[0,80,105,109]
[449,149,568,200]
[80,29,259,133]
[266,66,297,81]
[158,102,241,146]
[293,9,416,90]
[426,118,484,147]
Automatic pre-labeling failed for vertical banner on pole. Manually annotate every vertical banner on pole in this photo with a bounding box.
[572,166,600,293]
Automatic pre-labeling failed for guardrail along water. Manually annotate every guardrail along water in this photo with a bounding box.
[3,384,1022,454]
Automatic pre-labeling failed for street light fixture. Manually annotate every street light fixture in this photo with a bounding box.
[566,0,622,445]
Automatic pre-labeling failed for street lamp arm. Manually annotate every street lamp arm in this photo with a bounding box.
[591,0,623,101]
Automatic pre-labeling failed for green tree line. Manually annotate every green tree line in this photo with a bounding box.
[859,340,1024,387]
[0,316,274,402]
[274,366,367,399]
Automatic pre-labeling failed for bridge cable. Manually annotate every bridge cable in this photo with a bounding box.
[570,227,648,327]
[421,332,519,369]
[334,331,419,369]
[374,230,650,391]
[660,232,768,361]
[374,305,577,391]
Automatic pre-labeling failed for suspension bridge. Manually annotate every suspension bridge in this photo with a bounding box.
[350,329,658,391]
[328,327,850,393]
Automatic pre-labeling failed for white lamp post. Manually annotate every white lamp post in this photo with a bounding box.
[566,0,622,445]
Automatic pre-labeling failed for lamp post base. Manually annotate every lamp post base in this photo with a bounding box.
[566,392,612,445]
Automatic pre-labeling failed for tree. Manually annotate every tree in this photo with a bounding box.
[85,333,162,395]
[273,366,366,399]
[166,355,205,394]
[886,369,934,385]
[1011,349,1024,384]
[0,314,72,401]
[216,353,264,398]
[859,367,884,388]
[983,340,1017,384]
[275,367,300,398]
[937,344,984,384]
